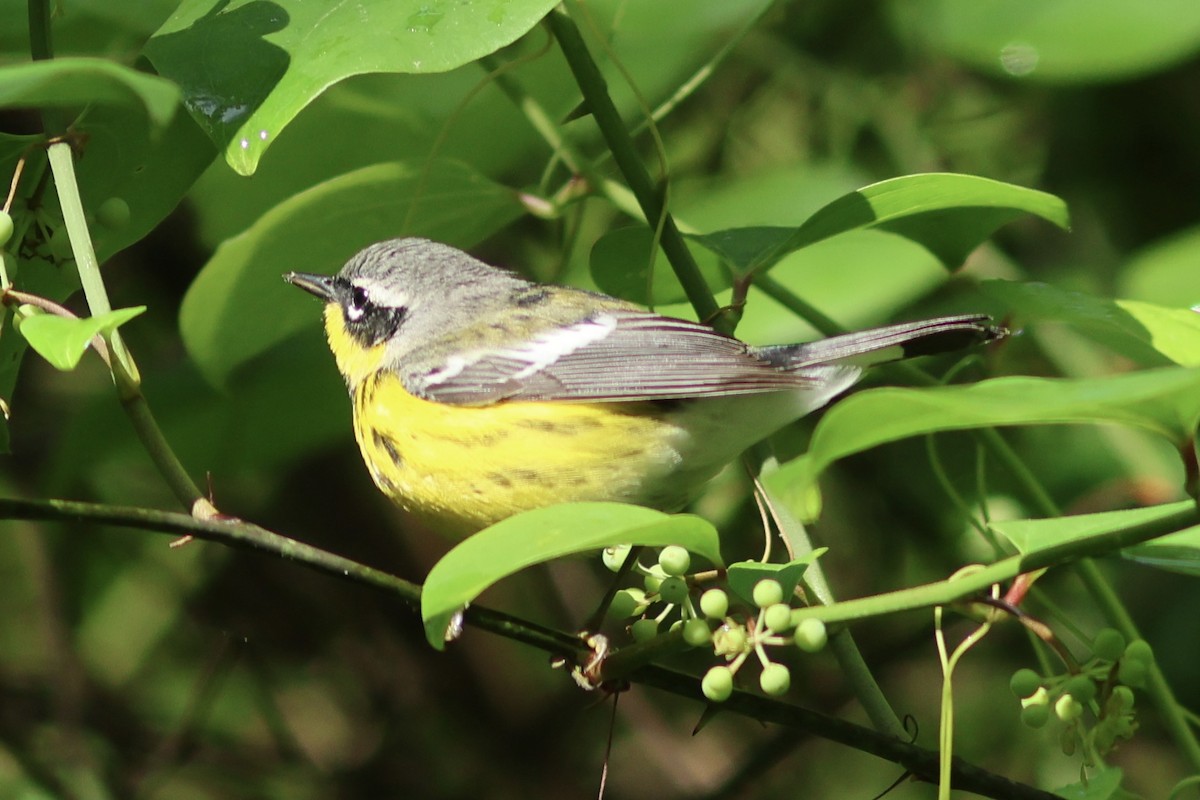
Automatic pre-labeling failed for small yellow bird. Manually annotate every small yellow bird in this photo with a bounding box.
[286,238,1003,537]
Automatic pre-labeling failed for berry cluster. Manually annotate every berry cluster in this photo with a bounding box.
[1010,628,1146,760]
[0,197,129,263]
[603,545,828,703]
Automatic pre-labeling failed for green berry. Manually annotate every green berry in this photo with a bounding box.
[764,603,792,634]
[1118,657,1147,688]
[631,618,658,642]
[699,589,729,620]
[682,618,711,647]
[759,663,791,696]
[702,665,734,702]
[1123,639,1153,666]
[0,210,13,247]
[793,618,827,653]
[1021,686,1049,709]
[1055,693,1083,722]
[713,624,748,657]
[95,197,130,229]
[609,588,646,619]
[1064,675,1097,705]
[1020,703,1051,729]
[658,545,690,577]
[602,544,633,572]
[1009,668,1042,699]
[1091,628,1126,662]
[752,578,784,609]
[643,564,668,594]
[658,576,689,605]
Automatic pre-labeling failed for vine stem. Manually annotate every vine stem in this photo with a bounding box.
[787,504,1199,625]
[45,141,212,518]
[761,472,907,739]
[0,495,1060,800]
[547,7,722,328]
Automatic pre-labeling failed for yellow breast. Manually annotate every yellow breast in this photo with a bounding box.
[352,371,708,536]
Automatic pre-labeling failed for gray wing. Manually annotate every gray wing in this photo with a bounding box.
[406,310,816,406]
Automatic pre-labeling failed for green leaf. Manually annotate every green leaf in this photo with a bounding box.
[1120,512,1200,577]
[1052,766,1126,800]
[735,231,951,345]
[421,503,723,648]
[589,226,727,306]
[689,173,1068,275]
[983,280,1200,367]
[17,306,145,371]
[765,369,1200,521]
[145,0,561,175]
[725,551,825,607]
[76,103,216,262]
[891,0,1200,83]
[1119,225,1200,308]
[0,58,180,131]
[992,500,1197,555]
[179,159,522,387]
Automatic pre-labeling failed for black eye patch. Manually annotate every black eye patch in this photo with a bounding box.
[340,283,408,347]
[347,285,371,321]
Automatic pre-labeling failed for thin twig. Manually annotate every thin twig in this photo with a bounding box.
[0,495,1072,798]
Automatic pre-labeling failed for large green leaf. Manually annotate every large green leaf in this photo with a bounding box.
[0,58,179,130]
[691,173,1069,275]
[766,368,1200,520]
[179,159,523,387]
[983,281,1200,367]
[421,503,723,649]
[993,500,1197,555]
[0,60,212,263]
[76,103,216,262]
[145,0,561,175]
[589,226,727,307]
[890,0,1200,83]
[1118,225,1200,308]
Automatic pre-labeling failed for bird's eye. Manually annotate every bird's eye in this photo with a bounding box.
[347,285,370,321]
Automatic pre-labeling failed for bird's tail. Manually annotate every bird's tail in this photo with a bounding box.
[756,314,1007,371]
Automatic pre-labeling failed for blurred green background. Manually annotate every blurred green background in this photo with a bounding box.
[2,1,1200,797]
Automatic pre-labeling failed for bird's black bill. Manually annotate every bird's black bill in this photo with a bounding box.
[284,271,338,302]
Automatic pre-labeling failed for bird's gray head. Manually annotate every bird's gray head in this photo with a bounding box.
[286,237,529,355]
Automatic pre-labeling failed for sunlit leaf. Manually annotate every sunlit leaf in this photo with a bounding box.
[992,500,1197,555]
[0,58,179,130]
[725,551,825,606]
[766,369,1200,521]
[691,173,1069,275]
[17,306,145,371]
[983,281,1200,367]
[146,0,561,174]
[421,503,723,648]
